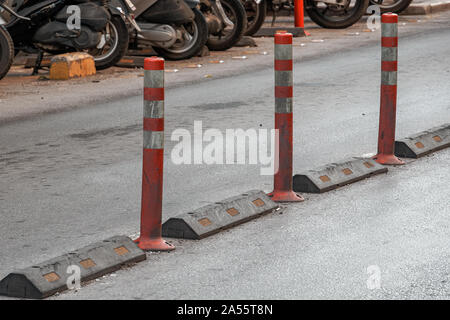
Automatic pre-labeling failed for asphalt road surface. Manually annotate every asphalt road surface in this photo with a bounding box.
[0,20,449,299]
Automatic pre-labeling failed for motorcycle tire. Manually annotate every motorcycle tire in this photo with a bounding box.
[0,26,14,80]
[370,0,413,13]
[92,16,129,70]
[305,0,369,29]
[206,0,247,51]
[242,0,267,36]
[154,8,209,60]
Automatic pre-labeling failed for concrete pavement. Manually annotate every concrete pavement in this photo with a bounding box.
[52,149,450,300]
[403,0,450,15]
[0,12,449,300]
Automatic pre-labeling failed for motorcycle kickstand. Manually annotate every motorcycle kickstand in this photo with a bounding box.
[32,51,44,76]
[287,0,294,16]
[271,4,281,27]
[271,8,276,26]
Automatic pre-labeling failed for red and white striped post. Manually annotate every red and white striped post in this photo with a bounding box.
[374,13,405,165]
[268,32,304,202]
[135,57,175,251]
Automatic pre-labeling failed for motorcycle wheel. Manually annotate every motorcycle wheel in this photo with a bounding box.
[154,8,208,60]
[305,0,369,29]
[242,0,267,36]
[87,16,129,70]
[0,26,14,80]
[369,0,413,13]
[205,0,247,51]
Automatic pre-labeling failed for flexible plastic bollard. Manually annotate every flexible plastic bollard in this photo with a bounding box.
[374,13,405,165]
[135,57,175,251]
[294,0,304,28]
[268,32,304,202]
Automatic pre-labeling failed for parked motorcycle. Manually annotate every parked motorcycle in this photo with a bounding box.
[0,15,13,79]
[121,0,209,60]
[305,0,369,28]
[369,0,413,13]
[200,0,247,51]
[242,0,266,36]
[0,0,130,71]
[242,0,370,33]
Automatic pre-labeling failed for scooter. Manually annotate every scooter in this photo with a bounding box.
[369,0,413,13]
[242,0,370,33]
[0,0,131,71]
[200,0,247,51]
[242,0,266,36]
[0,10,14,80]
[120,0,209,60]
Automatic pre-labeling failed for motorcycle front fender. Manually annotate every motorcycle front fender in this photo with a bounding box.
[108,5,126,16]
[139,0,195,25]
[108,0,132,15]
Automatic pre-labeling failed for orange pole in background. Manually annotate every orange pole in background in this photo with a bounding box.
[294,0,304,28]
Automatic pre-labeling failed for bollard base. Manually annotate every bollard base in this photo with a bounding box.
[373,154,405,165]
[135,237,175,252]
[268,190,304,202]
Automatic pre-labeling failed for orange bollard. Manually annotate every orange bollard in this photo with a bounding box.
[374,13,405,165]
[268,32,304,203]
[135,57,175,251]
[294,0,304,28]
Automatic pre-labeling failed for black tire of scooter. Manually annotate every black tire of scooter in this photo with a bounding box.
[153,8,209,60]
[95,16,129,70]
[305,0,369,29]
[372,0,413,13]
[243,0,267,36]
[0,26,14,80]
[206,0,247,51]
